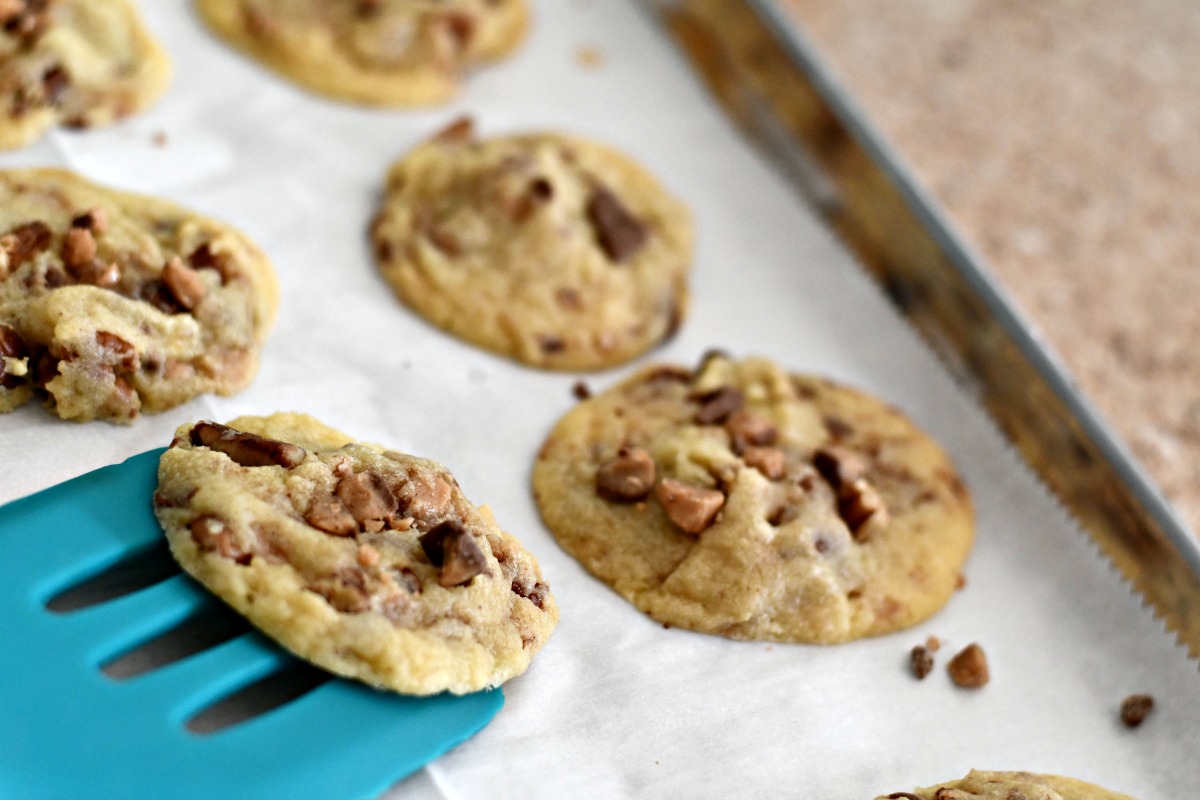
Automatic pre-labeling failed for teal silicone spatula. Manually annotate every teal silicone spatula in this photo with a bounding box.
[0,449,503,800]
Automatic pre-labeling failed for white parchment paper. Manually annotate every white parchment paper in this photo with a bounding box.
[1,2,1197,798]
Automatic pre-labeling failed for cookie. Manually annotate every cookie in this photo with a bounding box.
[532,354,973,643]
[876,769,1137,800]
[195,0,528,106]
[371,118,693,370]
[155,413,559,695]
[0,0,171,150]
[0,168,278,423]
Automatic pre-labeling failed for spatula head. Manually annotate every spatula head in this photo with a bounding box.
[0,449,503,800]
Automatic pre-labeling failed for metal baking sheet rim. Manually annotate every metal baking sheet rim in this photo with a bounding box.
[655,0,1200,657]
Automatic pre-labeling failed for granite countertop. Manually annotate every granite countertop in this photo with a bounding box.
[781,0,1200,534]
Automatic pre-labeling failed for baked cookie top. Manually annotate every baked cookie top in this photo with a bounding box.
[0,0,171,150]
[532,354,974,643]
[877,769,1137,800]
[155,413,559,696]
[195,0,528,106]
[371,118,694,371]
[0,168,278,423]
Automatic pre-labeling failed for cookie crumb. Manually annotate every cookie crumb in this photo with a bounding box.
[572,380,592,400]
[955,573,967,590]
[925,635,941,652]
[947,642,989,688]
[152,130,168,147]
[1120,694,1154,728]
[576,45,604,69]
[911,644,934,680]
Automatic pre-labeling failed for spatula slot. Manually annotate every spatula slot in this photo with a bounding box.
[101,604,250,680]
[45,541,177,613]
[185,661,334,735]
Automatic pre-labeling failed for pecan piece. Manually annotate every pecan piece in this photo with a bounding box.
[61,227,96,270]
[586,186,647,263]
[71,207,109,234]
[692,386,744,425]
[190,421,306,469]
[305,494,359,537]
[595,446,656,502]
[725,410,778,453]
[189,516,250,564]
[1,221,51,270]
[419,521,489,587]
[947,643,989,688]
[657,478,724,535]
[162,257,206,311]
[1120,694,1154,728]
[742,446,785,480]
[335,470,398,532]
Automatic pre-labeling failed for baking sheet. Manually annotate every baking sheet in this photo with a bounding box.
[0,1,1196,797]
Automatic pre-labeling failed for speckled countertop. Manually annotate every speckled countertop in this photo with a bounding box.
[780,0,1200,534]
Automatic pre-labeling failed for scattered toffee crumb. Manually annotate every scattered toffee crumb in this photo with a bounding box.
[572,380,591,400]
[152,130,168,147]
[911,644,934,680]
[925,635,941,652]
[947,643,989,688]
[1120,694,1154,728]
[575,45,605,69]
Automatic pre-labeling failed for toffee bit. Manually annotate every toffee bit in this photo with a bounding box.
[946,643,989,688]
[595,446,656,502]
[571,380,591,400]
[692,386,745,425]
[657,478,724,535]
[586,186,647,263]
[418,520,489,587]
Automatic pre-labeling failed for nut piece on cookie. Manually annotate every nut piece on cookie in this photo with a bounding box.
[0,0,171,151]
[0,169,278,423]
[371,119,694,370]
[874,769,1139,800]
[532,353,974,644]
[947,642,989,688]
[156,413,558,695]
[194,0,529,107]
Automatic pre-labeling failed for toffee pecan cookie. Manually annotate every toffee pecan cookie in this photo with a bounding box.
[0,169,278,423]
[532,354,973,642]
[156,413,558,695]
[371,118,693,370]
[0,0,171,150]
[876,769,1137,800]
[195,0,527,106]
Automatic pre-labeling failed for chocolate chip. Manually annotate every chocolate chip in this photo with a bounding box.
[911,645,934,680]
[1,220,51,269]
[190,421,306,469]
[823,416,855,440]
[812,446,867,487]
[419,521,489,587]
[838,478,889,539]
[0,325,26,389]
[571,380,591,400]
[161,257,207,310]
[513,579,549,610]
[537,334,565,354]
[140,280,185,314]
[657,478,724,534]
[595,446,656,502]
[947,643,989,688]
[71,208,109,233]
[692,386,744,425]
[1120,694,1154,728]
[188,243,232,283]
[586,186,647,263]
[304,494,359,537]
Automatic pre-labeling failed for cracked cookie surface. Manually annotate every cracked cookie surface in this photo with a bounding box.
[0,0,171,150]
[371,118,693,370]
[876,769,1136,800]
[0,168,278,423]
[532,354,973,643]
[195,0,527,106]
[156,413,558,695]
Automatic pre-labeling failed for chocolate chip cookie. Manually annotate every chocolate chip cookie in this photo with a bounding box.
[0,168,278,423]
[195,0,527,106]
[532,353,973,642]
[155,413,559,695]
[0,0,171,150]
[371,118,693,370]
[877,770,1137,800]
